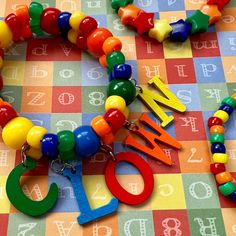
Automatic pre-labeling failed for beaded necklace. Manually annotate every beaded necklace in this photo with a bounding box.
[0,0,231,226]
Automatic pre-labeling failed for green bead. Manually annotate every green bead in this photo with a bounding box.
[106,51,126,72]
[185,10,209,34]
[111,0,134,10]
[219,182,236,196]
[29,2,44,36]
[210,133,224,144]
[60,150,77,162]
[222,97,236,108]
[107,79,136,105]
[57,130,75,152]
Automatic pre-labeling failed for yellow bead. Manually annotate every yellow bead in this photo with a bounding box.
[27,126,48,149]
[213,110,229,123]
[123,107,129,119]
[2,117,34,150]
[0,21,13,48]
[67,29,79,44]
[212,153,229,164]
[69,11,86,31]
[105,95,126,113]
[148,19,172,42]
[0,57,3,69]
[27,147,42,160]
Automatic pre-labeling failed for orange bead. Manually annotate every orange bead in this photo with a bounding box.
[99,54,107,68]
[118,4,141,26]
[102,36,122,55]
[215,171,232,185]
[200,4,222,25]
[101,131,115,145]
[0,98,12,107]
[87,28,113,56]
[210,125,225,135]
[91,115,111,138]
[231,93,236,101]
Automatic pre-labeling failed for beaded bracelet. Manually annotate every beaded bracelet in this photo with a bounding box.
[110,0,230,42]
[208,94,236,200]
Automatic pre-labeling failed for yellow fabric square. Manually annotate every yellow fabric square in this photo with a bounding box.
[151,174,186,210]
[0,176,10,213]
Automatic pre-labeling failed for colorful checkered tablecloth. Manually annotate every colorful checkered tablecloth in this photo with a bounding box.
[1,0,236,235]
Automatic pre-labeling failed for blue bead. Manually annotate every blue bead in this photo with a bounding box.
[169,19,192,42]
[219,104,234,116]
[73,126,101,158]
[230,191,236,201]
[58,12,72,38]
[41,134,59,160]
[110,64,132,81]
[211,143,226,154]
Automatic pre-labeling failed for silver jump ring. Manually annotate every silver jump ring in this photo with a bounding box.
[21,144,30,167]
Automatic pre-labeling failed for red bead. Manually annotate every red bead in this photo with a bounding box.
[87,28,113,56]
[0,105,18,128]
[0,76,3,91]
[5,13,21,41]
[104,109,126,134]
[79,16,98,37]
[40,8,61,35]
[132,11,154,34]
[208,116,223,128]
[76,35,88,51]
[207,0,230,11]
[0,48,4,59]
[210,163,226,175]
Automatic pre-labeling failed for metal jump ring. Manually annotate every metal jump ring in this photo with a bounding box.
[21,144,30,167]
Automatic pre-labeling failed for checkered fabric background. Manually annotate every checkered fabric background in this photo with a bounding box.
[0,0,236,235]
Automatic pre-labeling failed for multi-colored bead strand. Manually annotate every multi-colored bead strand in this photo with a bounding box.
[208,94,236,200]
[110,0,231,42]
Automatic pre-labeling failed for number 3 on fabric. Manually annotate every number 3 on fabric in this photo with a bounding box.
[6,158,58,216]
[63,163,119,225]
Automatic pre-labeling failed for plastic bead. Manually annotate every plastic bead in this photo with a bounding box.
[106,51,126,72]
[76,35,88,51]
[99,55,107,68]
[110,64,132,81]
[91,115,111,138]
[111,0,134,10]
[0,56,3,69]
[212,153,229,164]
[5,14,21,42]
[185,10,210,34]
[29,2,44,36]
[79,16,98,37]
[0,75,3,91]
[208,116,223,127]
[102,37,122,55]
[68,29,79,44]
[60,149,77,162]
[211,143,226,154]
[215,171,232,185]
[73,126,101,158]
[87,28,113,56]
[210,163,226,175]
[213,110,229,123]
[0,105,18,128]
[41,134,59,160]
[27,126,48,149]
[148,19,172,43]
[219,104,234,116]
[105,95,126,113]
[207,0,230,11]
[104,109,126,134]
[210,125,225,135]
[123,107,129,119]
[40,8,61,35]
[0,21,13,48]
[58,12,72,38]
[57,130,75,153]
[210,133,224,144]
[2,117,33,150]
[101,132,115,145]
[107,79,136,105]
[15,5,32,39]
[200,4,222,25]
[118,4,141,26]
[219,182,236,196]
[222,96,236,108]
[69,11,86,31]
[27,147,43,160]
[230,191,236,201]
[169,19,192,42]
[132,11,154,35]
